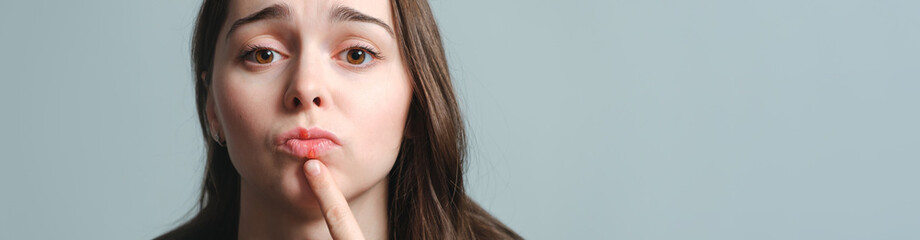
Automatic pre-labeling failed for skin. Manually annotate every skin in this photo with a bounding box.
[204,0,412,239]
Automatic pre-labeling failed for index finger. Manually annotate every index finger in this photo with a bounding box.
[304,159,366,240]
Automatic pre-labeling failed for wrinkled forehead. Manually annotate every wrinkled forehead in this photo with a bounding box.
[225,0,394,27]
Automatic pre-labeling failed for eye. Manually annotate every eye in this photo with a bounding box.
[243,48,283,64]
[254,49,276,64]
[346,48,370,65]
[338,47,379,67]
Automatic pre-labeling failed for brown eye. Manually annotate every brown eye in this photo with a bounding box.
[254,49,275,64]
[345,49,367,65]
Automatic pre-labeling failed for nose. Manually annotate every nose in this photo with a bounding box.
[282,57,328,112]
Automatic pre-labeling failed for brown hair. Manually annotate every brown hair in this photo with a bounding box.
[156,0,521,239]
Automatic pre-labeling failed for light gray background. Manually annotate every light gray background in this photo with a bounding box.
[1,0,917,239]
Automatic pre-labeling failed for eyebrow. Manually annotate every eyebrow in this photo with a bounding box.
[225,4,395,42]
[226,3,292,42]
[330,5,395,37]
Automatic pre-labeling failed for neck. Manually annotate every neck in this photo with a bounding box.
[237,178,390,240]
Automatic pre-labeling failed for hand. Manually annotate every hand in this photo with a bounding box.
[303,160,366,240]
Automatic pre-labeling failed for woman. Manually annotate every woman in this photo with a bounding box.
[156,0,521,239]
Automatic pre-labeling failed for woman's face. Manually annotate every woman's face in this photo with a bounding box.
[206,0,411,211]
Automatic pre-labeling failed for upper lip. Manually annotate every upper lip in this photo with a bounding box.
[275,127,342,146]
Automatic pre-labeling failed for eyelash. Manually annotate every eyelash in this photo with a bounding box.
[345,43,384,60]
[237,44,278,62]
[235,43,385,67]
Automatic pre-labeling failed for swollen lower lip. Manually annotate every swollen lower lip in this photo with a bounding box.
[281,138,337,159]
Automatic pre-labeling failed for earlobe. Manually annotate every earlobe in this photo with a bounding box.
[200,72,209,87]
[206,93,219,133]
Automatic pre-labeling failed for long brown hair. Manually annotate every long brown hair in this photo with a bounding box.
[156,0,521,239]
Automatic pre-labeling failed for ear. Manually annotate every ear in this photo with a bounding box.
[202,71,222,137]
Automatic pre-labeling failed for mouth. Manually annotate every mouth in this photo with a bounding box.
[275,127,341,159]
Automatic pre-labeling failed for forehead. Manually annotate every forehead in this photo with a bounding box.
[227,0,393,25]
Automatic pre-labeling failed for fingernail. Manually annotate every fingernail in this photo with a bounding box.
[306,160,321,176]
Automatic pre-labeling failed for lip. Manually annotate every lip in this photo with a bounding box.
[275,127,341,159]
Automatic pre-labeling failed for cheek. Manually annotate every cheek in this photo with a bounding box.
[213,73,279,180]
[337,69,412,191]
[361,75,411,157]
[353,103,408,160]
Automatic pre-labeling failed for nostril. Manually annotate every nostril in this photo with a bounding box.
[312,97,321,106]
[293,98,302,108]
